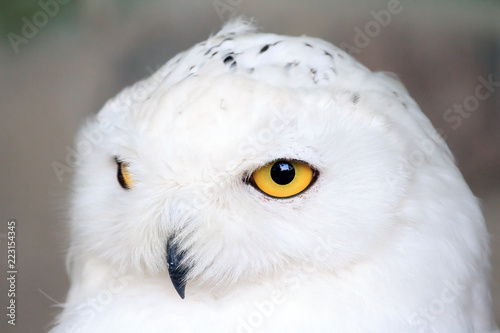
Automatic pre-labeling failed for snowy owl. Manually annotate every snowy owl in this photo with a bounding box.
[52,19,498,332]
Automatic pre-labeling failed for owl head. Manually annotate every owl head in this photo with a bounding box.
[67,18,484,300]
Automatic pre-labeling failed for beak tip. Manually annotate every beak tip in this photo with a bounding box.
[175,285,186,299]
[167,267,187,299]
[167,238,189,300]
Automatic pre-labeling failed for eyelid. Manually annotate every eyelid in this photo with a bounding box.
[115,157,134,190]
[246,158,314,176]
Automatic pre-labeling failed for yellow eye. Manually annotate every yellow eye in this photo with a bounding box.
[116,158,134,189]
[250,160,316,198]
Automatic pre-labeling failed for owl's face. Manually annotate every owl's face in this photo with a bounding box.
[70,24,412,297]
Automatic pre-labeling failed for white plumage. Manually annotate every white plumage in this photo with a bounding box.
[52,18,498,332]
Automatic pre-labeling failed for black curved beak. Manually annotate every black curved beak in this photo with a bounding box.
[166,237,189,299]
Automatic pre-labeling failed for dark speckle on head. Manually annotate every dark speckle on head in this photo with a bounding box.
[247,68,255,74]
[210,51,219,58]
[230,61,237,70]
[259,41,281,54]
[351,93,360,104]
[304,42,313,48]
[284,61,300,70]
[204,47,215,56]
[324,50,333,59]
[259,44,270,54]
[402,102,408,109]
[337,53,344,59]
[310,68,318,84]
[213,39,231,49]
[223,55,234,65]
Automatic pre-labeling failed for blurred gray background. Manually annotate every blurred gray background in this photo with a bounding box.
[0,0,499,332]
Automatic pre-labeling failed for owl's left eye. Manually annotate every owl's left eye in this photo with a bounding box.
[249,160,317,198]
[115,157,134,189]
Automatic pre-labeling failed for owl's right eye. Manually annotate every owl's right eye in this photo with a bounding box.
[115,157,134,189]
[249,160,317,198]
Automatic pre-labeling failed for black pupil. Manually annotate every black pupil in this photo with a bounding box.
[270,161,295,185]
